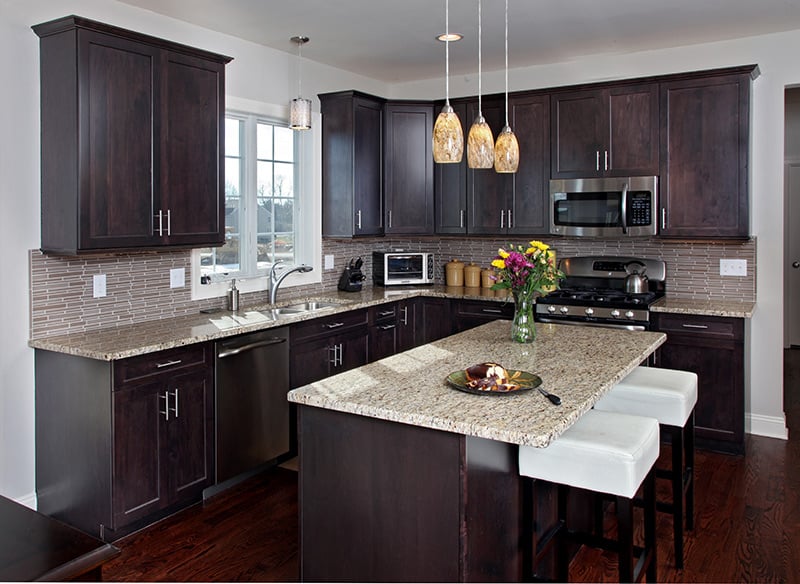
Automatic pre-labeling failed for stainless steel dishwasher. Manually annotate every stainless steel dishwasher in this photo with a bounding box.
[214,327,290,486]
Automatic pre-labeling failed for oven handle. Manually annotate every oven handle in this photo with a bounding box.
[537,317,646,332]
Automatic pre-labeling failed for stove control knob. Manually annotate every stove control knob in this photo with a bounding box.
[611,309,621,318]
[559,306,569,315]
[547,305,556,314]
[625,310,635,319]
[585,307,594,316]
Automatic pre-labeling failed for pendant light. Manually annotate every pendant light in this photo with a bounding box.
[289,36,311,131]
[467,0,494,169]
[494,0,519,173]
[432,0,464,163]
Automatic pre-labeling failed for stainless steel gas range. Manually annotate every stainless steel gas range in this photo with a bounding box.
[536,256,666,330]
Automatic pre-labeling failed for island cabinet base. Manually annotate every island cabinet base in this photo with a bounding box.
[298,405,526,582]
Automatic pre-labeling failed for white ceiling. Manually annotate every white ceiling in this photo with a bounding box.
[119,0,800,83]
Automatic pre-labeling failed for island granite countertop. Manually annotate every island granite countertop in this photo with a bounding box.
[28,284,744,361]
[288,320,666,448]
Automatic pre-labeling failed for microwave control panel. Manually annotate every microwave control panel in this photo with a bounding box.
[628,192,652,226]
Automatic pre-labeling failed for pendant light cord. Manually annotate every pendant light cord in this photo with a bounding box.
[504,0,509,127]
[477,0,482,116]
[297,40,303,99]
[445,0,450,106]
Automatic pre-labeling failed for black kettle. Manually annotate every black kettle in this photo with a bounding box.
[624,261,648,294]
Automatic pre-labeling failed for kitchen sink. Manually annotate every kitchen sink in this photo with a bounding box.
[284,301,340,312]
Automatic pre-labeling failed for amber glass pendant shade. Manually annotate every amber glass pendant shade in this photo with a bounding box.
[467,115,494,169]
[433,104,464,163]
[290,97,312,130]
[494,125,519,173]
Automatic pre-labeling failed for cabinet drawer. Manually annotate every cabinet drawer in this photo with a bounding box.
[654,313,743,340]
[455,299,514,320]
[114,343,210,387]
[290,309,369,344]
[371,303,397,324]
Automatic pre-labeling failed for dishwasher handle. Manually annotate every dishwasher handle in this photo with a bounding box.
[217,337,288,359]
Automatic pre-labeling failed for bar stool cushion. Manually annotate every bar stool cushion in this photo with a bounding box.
[519,410,659,499]
[595,366,698,427]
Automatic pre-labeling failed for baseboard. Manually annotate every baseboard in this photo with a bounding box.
[747,413,789,440]
[12,491,38,510]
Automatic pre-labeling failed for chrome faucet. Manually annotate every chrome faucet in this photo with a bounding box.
[269,260,313,304]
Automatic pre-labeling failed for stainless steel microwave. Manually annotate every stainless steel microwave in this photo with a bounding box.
[372,251,435,286]
[549,176,658,237]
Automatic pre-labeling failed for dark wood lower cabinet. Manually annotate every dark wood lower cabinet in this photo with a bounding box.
[298,405,523,582]
[35,344,214,540]
[418,297,453,344]
[652,313,745,454]
[453,298,514,333]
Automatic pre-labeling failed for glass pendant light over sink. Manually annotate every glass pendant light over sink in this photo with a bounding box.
[494,0,519,173]
[289,36,311,130]
[432,0,464,163]
[467,0,494,169]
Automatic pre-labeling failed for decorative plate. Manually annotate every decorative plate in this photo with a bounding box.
[445,369,542,396]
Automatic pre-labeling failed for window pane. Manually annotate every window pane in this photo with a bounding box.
[274,198,294,233]
[257,160,273,200]
[225,118,240,156]
[274,162,294,198]
[274,126,294,162]
[257,123,273,160]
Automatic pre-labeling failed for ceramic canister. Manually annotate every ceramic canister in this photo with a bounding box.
[445,259,465,287]
[481,268,496,288]
[464,262,481,288]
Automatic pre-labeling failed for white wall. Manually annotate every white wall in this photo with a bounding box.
[1,0,794,504]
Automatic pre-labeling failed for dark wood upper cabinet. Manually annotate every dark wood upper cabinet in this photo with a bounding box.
[551,83,659,178]
[320,91,384,237]
[434,101,469,235]
[384,102,435,234]
[33,16,231,254]
[658,67,757,239]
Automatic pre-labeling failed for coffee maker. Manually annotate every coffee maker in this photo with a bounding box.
[338,257,365,292]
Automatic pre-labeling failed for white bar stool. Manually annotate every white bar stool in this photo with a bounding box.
[519,410,659,582]
[593,366,698,569]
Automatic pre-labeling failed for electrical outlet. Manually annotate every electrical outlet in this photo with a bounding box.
[324,254,334,270]
[720,259,747,276]
[93,274,106,298]
[170,267,185,288]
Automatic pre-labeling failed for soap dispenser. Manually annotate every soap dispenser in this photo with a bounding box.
[226,279,240,311]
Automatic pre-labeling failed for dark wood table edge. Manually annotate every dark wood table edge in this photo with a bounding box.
[35,544,120,582]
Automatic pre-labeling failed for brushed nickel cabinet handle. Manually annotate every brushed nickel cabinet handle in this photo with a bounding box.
[681,323,709,329]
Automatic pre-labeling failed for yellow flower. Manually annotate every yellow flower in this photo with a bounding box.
[498,248,510,259]
[528,240,549,252]
[491,258,506,269]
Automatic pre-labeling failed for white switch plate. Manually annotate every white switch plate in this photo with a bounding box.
[324,254,334,270]
[720,259,747,276]
[170,267,185,288]
[93,274,106,298]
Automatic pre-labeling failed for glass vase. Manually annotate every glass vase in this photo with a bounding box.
[511,290,536,343]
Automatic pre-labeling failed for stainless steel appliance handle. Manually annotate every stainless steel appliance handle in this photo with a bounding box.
[217,337,288,358]
[537,317,646,332]
[620,183,628,234]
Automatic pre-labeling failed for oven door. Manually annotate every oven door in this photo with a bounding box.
[386,254,424,281]
[537,316,647,332]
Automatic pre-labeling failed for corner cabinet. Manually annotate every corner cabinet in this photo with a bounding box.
[384,102,435,234]
[33,16,231,254]
[551,83,659,179]
[35,343,214,540]
[320,91,385,237]
[658,66,758,238]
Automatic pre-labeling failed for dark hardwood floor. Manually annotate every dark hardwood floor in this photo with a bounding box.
[103,350,800,582]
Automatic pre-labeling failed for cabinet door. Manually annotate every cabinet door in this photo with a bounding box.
[551,89,605,178]
[434,102,468,234]
[653,314,745,454]
[418,298,453,344]
[165,368,214,503]
[396,299,418,352]
[290,337,335,388]
[79,31,159,249]
[607,84,659,176]
[337,329,370,373]
[384,103,434,234]
[467,99,512,234]
[659,73,751,238]
[508,94,550,235]
[113,380,166,528]
[158,51,226,246]
[354,96,384,235]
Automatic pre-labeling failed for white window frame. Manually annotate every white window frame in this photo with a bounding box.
[191,96,321,301]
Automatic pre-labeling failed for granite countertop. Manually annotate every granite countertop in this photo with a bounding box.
[651,297,756,318]
[288,319,666,448]
[28,283,750,361]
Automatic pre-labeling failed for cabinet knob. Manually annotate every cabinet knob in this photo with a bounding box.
[793,261,800,269]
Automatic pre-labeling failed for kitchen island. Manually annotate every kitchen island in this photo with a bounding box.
[288,320,666,582]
